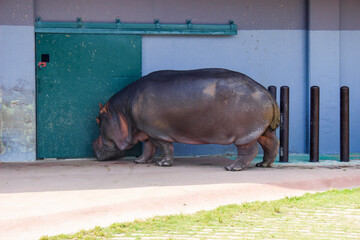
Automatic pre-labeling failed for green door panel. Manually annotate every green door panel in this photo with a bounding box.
[36,33,142,158]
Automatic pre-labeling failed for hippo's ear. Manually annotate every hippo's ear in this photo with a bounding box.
[113,112,132,150]
[118,113,129,141]
[100,103,109,114]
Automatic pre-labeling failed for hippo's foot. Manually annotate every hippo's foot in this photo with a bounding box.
[225,164,245,171]
[227,142,259,171]
[149,139,174,167]
[135,140,157,164]
[156,157,173,167]
[134,156,155,164]
[255,162,273,168]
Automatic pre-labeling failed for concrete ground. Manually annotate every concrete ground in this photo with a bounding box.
[1,157,360,240]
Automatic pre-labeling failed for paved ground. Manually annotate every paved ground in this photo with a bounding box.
[1,157,360,240]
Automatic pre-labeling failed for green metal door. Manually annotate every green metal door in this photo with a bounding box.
[36,33,142,159]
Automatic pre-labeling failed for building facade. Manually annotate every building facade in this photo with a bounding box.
[0,0,359,161]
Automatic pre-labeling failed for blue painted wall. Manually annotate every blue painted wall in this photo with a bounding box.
[142,31,360,156]
[143,30,308,155]
[308,31,341,154]
[340,31,360,154]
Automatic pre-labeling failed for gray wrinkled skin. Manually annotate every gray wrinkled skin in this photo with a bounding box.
[93,68,280,171]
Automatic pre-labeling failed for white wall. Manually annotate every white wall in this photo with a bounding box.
[0,26,36,162]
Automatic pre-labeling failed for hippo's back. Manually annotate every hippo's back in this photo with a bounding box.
[130,68,278,145]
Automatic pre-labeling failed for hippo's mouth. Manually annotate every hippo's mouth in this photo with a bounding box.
[93,138,125,161]
[94,147,126,161]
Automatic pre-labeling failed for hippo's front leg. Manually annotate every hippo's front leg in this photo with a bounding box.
[135,140,156,164]
[150,139,174,167]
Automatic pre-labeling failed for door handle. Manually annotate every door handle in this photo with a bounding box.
[38,62,47,69]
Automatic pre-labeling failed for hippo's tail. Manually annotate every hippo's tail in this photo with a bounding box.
[269,97,280,131]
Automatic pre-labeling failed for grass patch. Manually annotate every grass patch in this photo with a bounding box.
[40,188,360,240]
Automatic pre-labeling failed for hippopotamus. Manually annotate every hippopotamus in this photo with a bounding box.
[93,68,280,171]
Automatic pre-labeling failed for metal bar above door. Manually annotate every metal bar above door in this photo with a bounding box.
[35,18,238,35]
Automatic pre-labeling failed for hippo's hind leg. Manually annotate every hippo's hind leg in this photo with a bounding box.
[256,129,279,168]
[225,142,258,171]
[150,139,174,167]
[135,140,157,164]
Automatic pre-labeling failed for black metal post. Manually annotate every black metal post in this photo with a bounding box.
[280,86,289,162]
[310,86,320,162]
[340,86,349,162]
[268,85,277,99]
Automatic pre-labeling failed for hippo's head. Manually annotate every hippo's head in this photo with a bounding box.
[92,102,133,161]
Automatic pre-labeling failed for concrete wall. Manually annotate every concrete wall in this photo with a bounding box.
[339,0,360,156]
[0,0,36,162]
[1,0,359,161]
[33,0,306,29]
[308,0,360,154]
